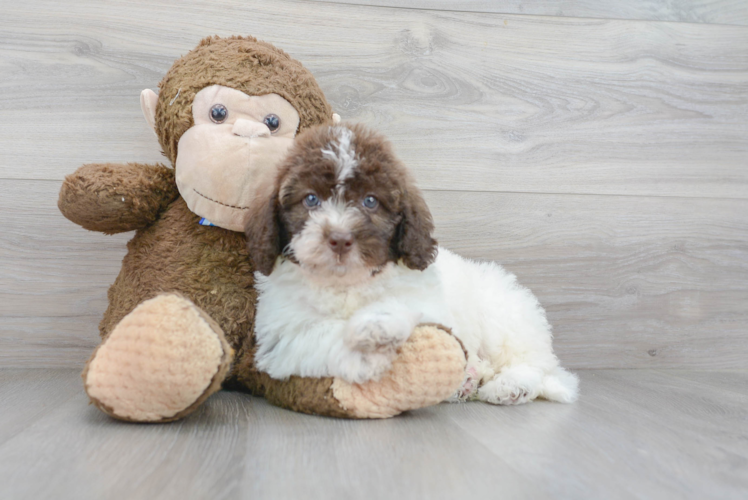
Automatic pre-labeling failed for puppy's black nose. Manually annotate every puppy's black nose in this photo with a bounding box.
[328,231,353,255]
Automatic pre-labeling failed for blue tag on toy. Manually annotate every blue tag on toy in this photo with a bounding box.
[198,218,216,227]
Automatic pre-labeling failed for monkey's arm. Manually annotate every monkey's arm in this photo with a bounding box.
[58,162,179,234]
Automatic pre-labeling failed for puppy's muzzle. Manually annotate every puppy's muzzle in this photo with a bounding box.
[328,230,353,256]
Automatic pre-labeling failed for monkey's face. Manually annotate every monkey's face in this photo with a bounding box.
[142,36,336,231]
[173,84,300,231]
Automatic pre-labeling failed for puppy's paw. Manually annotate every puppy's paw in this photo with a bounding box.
[477,365,543,406]
[332,325,467,418]
[345,310,420,353]
[335,351,395,384]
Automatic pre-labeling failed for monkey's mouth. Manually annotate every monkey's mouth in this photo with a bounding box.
[193,189,250,210]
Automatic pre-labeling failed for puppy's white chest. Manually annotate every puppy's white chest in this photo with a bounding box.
[253,258,457,383]
[313,287,373,318]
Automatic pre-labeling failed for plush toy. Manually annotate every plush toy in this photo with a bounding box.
[58,35,466,422]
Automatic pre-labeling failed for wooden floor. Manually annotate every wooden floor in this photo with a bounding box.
[0,368,745,499]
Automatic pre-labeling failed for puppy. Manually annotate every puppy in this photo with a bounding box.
[246,123,578,405]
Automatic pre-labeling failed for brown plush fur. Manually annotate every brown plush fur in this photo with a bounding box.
[99,198,255,357]
[57,37,355,418]
[231,370,350,418]
[59,163,178,234]
[58,36,463,420]
[156,35,333,165]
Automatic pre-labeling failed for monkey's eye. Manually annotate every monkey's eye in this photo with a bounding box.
[303,193,320,208]
[263,114,280,132]
[210,104,228,123]
[362,195,379,210]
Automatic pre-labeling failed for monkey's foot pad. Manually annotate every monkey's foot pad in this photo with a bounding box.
[332,324,467,418]
[83,294,232,422]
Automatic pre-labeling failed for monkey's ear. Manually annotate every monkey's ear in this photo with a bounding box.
[140,89,159,137]
[245,194,286,276]
[395,187,438,270]
[332,113,341,124]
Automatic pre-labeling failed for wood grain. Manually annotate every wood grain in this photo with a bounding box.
[1,2,746,370]
[0,369,745,499]
[0,316,103,369]
[2,180,746,370]
[1,0,747,199]
[428,190,748,371]
[312,0,748,26]
[445,369,748,499]
[0,369,81,446]
[0,180,128,319]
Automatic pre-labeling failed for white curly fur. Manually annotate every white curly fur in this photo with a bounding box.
[254,247,579,405]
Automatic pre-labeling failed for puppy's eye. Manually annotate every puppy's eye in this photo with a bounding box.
[362,195,379,210]
[303,193,320,208]
[263,114,280,132]
[210,104,228,123]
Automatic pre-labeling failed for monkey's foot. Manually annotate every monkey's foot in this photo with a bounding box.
[331,324,466,418]
[83,294,233,422]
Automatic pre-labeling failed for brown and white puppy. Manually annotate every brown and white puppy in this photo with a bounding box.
[246,123,440,383]
[246,124,579,404]
[248,122,436,285]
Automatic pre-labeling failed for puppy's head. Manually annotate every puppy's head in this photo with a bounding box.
[246,123,437,282]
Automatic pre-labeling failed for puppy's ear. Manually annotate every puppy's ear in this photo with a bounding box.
[395,186,438,270]
[245,192,286,276]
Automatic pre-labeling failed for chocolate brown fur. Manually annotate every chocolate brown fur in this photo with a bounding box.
[246,123,438,275]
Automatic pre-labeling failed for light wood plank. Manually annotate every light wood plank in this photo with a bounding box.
[0,316,102,369]
[239,398,541,499]
[0,180,127,318]
[0,369,81,446]
[1,0,747,199]
[444,369,748,499]
[430,190,748,370]
[0,369,745,499]
[312,0,748,26]
[0,380,251,500]
[2,180,746,369]
[663,370,748,397]
[0,370,543,500]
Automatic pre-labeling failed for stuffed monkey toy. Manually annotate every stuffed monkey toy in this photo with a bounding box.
[58,36,466,422]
